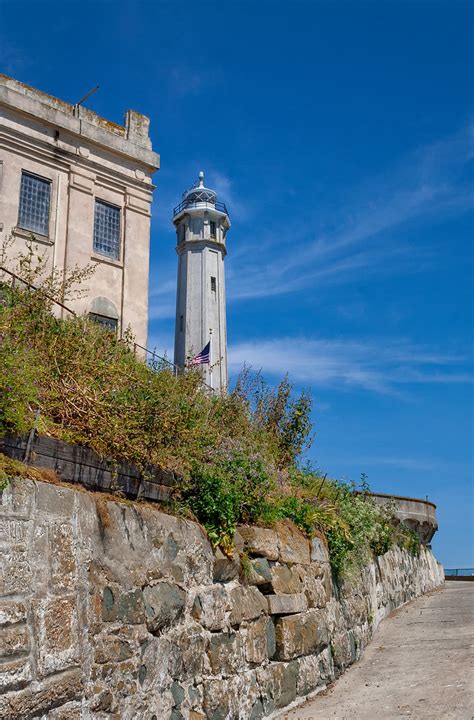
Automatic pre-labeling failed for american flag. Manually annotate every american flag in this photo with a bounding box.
[189,341,210,366]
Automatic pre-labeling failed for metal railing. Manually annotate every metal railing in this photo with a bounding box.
[132,341,180,377]
[0,265,76,316]
[1,265,216,392]
[173,198,228,217]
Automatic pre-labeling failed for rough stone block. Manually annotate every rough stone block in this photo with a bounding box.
[203,672,260,720]
[171,681,185,706]
[101,586,118,622]
[36,482,75,517]
[310,531,330,564]
[93,635,133,664]
[304,575,330,609]
[203,677,237,720]
[331,630,356,669]
[47,701,82,719]
[0,599,27,626]
[50,522,76,593]
[271,564,304,594]
[213,547,240,582]
[192,585,229,630]
[237,525,279,560]
[0,544,31,595]
[208,632,243,676]
[0,668,83,718]
[297,653,325,695]
[118,588,146,625]
[143,582,185,632]
[247,557,272,585]
[0,623,29,657]
[0,656,32,692]
[268,592,308,615]
[37,596,79,677]
[275,520,311,565]
[0,517,28,544]
[229,586,268,626]
[257,661,298,713]
[245,616,276,663]
[167,623,209,680]
[0,477,33,517]
[275,609,329,660]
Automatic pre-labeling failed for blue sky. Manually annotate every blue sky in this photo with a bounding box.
[1,0,472,566]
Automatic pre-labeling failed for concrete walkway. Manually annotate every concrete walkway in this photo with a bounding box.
[280,582,474,720]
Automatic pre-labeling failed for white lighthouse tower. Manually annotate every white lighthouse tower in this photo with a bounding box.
[172,172,230,392]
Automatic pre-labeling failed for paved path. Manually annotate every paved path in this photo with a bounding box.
[280,582,474,720]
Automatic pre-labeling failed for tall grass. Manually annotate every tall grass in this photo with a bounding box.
[0,240,419,573]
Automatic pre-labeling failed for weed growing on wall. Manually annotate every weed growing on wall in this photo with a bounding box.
[0,243,419,576]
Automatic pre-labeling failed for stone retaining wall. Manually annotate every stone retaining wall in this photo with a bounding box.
[0,478,444,719]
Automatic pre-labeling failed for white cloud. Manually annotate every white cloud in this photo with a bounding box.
[207,170,251,222]
[226,124,474,301]
[228,336,472,394]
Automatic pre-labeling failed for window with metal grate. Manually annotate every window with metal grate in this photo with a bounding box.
[18,172,51,236]
[93,199,121,260]
[89,312,118,332]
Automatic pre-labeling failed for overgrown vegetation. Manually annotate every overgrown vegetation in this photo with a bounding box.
[0,239,420,576]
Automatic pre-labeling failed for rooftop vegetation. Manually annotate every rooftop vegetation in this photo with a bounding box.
[0,239,420,576]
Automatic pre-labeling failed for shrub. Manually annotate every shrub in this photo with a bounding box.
[0,242,423,576]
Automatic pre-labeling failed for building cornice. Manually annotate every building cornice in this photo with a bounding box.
[0,129,156,195]
[0,76,160,173]
[176,239,227,257]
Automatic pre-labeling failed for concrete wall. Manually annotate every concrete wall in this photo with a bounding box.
[368,492,438,544]
[0,74,160,348]
[0,477,444,720]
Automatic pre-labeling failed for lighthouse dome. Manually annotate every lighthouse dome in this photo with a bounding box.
[173,171,228,217]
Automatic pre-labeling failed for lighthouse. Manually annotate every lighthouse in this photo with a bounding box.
[172,172,230,393]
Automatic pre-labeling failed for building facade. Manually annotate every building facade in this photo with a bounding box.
[0,74,160,347]
[173,172,230,393]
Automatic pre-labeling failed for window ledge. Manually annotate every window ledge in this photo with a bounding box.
[13,227,53,246]
[91,253,123,269]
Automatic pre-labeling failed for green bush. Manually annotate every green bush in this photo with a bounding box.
[179,450,274,552]
[0,241,423,576]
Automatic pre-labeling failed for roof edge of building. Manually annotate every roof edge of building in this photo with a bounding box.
[0,74,160,171]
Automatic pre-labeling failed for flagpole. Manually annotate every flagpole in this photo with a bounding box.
[209,329,213,390]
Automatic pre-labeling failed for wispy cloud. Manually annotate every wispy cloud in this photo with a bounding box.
[353,456,447,472]
[209,170,251,222]
[227,124,473,301]
[228,336,472,394]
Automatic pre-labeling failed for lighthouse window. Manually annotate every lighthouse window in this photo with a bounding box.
[211,276,216,293]
[210,221,216,238]
[179,315,184,332]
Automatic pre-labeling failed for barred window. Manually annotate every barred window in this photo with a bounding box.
[89,313,118,333]
[211,276,216,292]
[93,200,121,260]
[18,172,51,236]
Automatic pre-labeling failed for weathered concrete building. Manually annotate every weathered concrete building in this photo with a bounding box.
[0,74,160,346]
[173,172,230,392]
